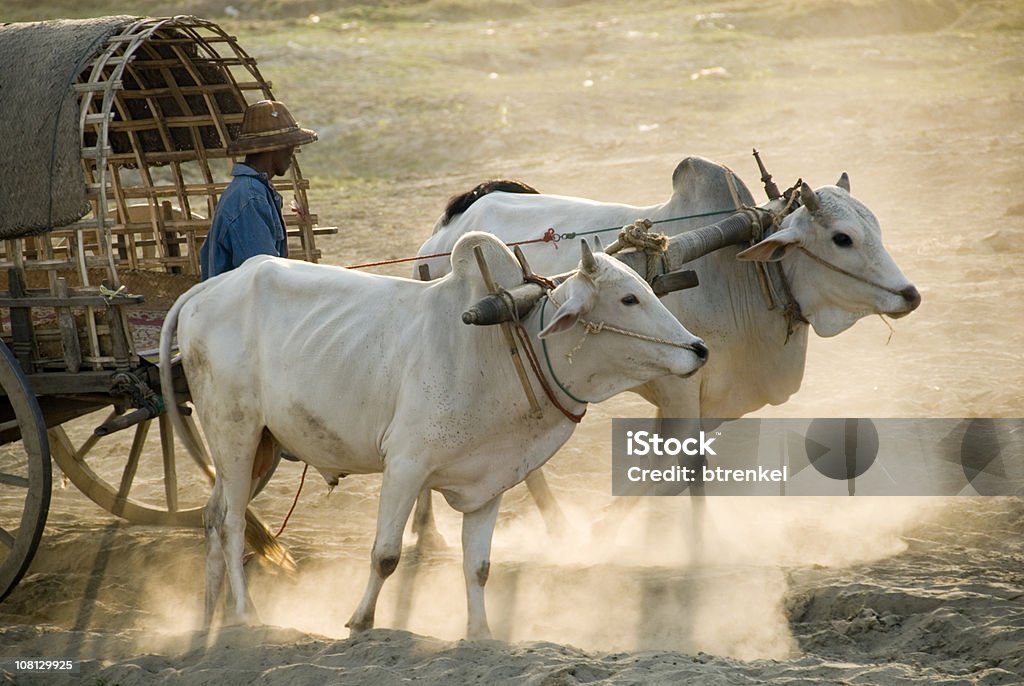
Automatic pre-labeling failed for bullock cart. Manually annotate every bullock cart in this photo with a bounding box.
[0,15,333,601]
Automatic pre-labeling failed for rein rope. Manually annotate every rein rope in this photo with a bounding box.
[340,209,735,271]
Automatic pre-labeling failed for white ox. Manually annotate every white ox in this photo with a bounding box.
[158,232,708,638]
[419,157,921,419]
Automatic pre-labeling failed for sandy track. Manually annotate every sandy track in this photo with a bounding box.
[2,2,1023,684]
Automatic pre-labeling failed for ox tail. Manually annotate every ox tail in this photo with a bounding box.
[439,178,540,228]
[158,279,212,477]
[158,279,296,574]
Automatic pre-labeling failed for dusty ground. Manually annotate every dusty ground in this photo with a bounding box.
[2,1,1024,684]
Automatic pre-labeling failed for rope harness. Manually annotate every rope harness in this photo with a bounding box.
[796,246,908,297]
[501,290,586,422]
[605,218,669,283]
[533,292,702,409]
[746,193,809,340]
[747,190,907,338]
[341,209,735,271]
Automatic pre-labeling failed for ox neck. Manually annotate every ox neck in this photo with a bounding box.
[537,297,591,407]
[515,296,590,421]
[726,215,810,342]
[760,241,809,342]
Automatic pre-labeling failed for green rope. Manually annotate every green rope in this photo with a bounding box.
[555,208,734,241]
[538,296,590,405]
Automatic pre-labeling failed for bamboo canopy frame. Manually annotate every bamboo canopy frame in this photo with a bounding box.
[0,16,332,377]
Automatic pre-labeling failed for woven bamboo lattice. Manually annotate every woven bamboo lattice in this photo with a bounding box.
[0,16,332,375]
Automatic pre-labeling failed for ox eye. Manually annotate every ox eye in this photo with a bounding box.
[832,232,853,248]
[621,294,640,305]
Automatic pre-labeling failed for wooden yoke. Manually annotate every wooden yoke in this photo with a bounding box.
[471,246,544,418]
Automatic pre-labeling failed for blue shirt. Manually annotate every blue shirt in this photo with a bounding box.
[200,163,288,280]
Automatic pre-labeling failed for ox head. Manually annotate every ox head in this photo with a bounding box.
[539,241,708,402]
[735,175,921,337]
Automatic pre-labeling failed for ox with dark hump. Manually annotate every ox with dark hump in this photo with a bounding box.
[415,156,921,532]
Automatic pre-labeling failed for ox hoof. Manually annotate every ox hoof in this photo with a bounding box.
[345,618,374,636]
[467,625,493,641]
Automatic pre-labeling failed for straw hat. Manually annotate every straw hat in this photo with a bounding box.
[227,100,318,155]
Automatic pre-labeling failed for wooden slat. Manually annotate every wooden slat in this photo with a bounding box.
[119,83,242,98]
[84,113,114,126]
[74,80,123,92]
[23,372,116,395]
[144,35,238,45]
[55,279,83,374]
[107,114,244,131]
[0,294,144,308]
[113,183,229,198]
[81,146,114,159]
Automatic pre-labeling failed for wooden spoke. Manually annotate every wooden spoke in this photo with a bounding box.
[159,413,178,513]
[49,407,279,527]
[0,472,30,488]
[0,528,15,550]
[113,420,150,517]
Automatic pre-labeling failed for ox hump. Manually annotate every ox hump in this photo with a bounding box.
[449,231,524,293]
[670,155,753,208]
[671,156,734,193]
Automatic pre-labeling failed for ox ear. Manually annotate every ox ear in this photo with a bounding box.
[539,282,594,338]
[735,226,801,263]
[836,172,850,192]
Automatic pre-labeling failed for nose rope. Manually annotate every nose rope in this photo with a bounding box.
[796,246,908,297]
[544,292,702,365]
[566,319,702,365]
[540,295,704,408]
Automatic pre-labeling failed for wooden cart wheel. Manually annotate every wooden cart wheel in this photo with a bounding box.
[0,342,51,603]
[49,409,280,527]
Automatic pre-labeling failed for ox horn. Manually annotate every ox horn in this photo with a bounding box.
[800,182,820,214]
[836,172,850,192]
[580,238,598,275]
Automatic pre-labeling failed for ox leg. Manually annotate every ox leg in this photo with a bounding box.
[203,480,227,626]
[524,470,569,538]
[654,416,706,558]
[222,472,259,624]
[461,494,502,640]
[202,429,263,626]
[412,488,448,550]
[347,462,424,634]
[204,471,257,625]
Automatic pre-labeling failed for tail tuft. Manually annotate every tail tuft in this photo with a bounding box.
[245,509,297,574]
